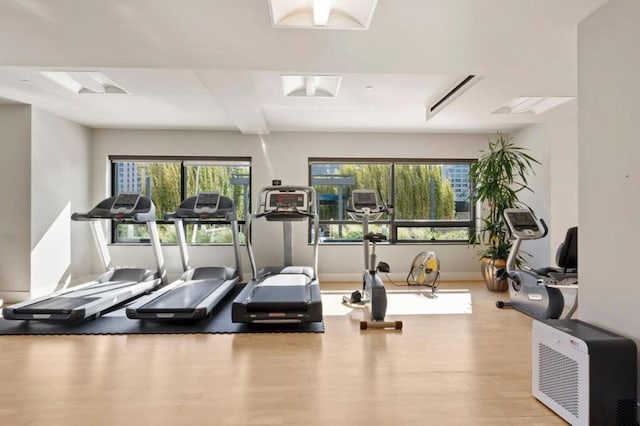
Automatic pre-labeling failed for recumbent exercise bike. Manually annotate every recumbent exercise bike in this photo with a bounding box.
[496,208,578,320]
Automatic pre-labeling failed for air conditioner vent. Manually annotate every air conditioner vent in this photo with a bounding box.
[426,75,480,120]
[538,343,580,417]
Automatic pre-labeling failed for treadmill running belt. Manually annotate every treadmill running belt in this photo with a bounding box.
[0,284,325,334]
[10,280,144,316]
[138,279,225,313]
[14,296,100,314]
[247,286,310,312]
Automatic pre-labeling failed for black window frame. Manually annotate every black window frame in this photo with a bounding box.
[309,157,476,244]
[109,155,251,245]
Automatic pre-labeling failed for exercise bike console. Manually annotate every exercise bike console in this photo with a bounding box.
[352,190,380,212]
[505,210,543,237]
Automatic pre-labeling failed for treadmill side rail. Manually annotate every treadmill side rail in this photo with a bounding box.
[3,277,160,321]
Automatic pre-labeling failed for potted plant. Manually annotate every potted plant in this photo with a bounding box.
[469,132,540,291]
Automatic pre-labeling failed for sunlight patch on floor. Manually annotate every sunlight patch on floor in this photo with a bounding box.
[321,289,473,316]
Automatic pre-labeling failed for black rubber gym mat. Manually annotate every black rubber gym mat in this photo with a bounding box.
[0,284,324,335]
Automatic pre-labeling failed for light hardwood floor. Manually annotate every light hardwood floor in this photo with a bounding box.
[0,281,565,426]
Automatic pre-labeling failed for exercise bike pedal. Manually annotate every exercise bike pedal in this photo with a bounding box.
[376,261,390,273]
[496,301,512,309]
[343,290,363,305]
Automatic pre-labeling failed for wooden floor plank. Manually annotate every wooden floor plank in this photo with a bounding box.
[0,281,565,425]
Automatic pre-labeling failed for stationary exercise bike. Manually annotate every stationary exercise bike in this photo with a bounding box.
[342,189,402,330]
[496,208,578,320]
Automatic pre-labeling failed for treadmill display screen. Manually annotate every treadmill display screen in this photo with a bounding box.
[352,191,378,210]
[195,193,220,210]
[509,212,539,231]
[112,193,140,211]
[268,193,306,210]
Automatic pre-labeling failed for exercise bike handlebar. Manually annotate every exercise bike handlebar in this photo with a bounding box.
[539,218,549,238]
[500,211,549,280]
[346,205,389,214]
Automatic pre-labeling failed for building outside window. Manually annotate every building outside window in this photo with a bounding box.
[110,156,251,245]
[309,159,474,244]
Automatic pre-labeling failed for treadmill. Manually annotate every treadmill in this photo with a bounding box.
[126,192,242,320]
[2,193,168,321]
[232,184,323,323]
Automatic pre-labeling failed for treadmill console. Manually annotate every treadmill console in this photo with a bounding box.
[504,208,544,239]
[351,189,380,212]
[110,193,142,214]
[266,191,308,213]
[194,192,220,214]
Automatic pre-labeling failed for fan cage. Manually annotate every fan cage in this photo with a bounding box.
[406,251,440,291]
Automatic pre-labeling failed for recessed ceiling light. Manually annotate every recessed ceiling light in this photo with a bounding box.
[282,75,342,97]
[40,71,128,95]
[365,85,373,90]
[313,0,331,26]
[20,79,31,84]
[492,96,573,114]
[268,0,378,30]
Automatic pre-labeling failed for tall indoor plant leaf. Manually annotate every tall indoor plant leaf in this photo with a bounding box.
[469,132,540,290]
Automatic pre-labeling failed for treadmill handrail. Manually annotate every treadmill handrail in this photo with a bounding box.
[164,212,238,223]
[257,209,315,219]
[71,211,156,223]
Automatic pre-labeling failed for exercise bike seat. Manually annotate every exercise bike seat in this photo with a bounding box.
[547,271,578,281]
[534,226,578,277]
[364,232,387,243]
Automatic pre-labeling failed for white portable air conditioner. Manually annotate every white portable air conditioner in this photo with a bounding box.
[532,320,637,426]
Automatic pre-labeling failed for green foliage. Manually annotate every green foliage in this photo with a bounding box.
[321,224,467,241]
[117,162,250,245]
[144,163,182,222]
[186,165,250,220]
[394,164,456,220]
[314,163,456,222]
[396,227,468,241]
[469,132,540,260]
[341,163,391,199]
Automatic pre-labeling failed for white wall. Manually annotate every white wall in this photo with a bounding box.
[548,107,579,256]
[512,124,552,268]
[0,105,31,302]
[578,0,640,408]
[513,105,579,269]
[92,129,490,282]
[30,108,92,297]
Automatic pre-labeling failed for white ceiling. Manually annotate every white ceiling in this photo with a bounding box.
[0,0,609,134]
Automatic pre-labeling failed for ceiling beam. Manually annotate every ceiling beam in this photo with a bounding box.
[196,70,269,135]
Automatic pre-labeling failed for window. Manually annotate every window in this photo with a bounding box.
[111,156,251,244]
[309,159,474,243]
